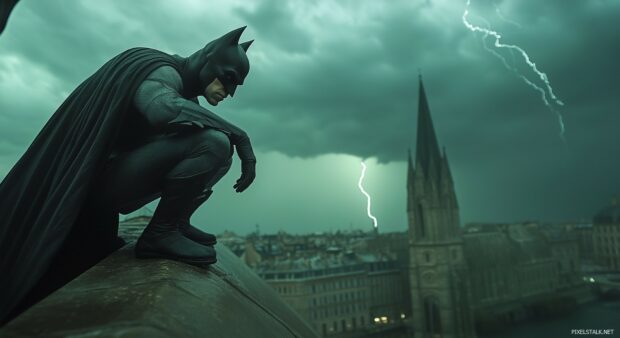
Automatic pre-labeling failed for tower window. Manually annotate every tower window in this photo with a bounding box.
[417,204,426,238]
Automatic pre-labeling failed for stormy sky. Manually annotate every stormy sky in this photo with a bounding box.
[0,0,618,235]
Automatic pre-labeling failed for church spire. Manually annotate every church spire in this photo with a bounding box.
[441,147,459,209]
[407,148,415,212]
[415,76,442,181]
[407,148,415,185]
[441,146,453,183]
[407,75,462,242]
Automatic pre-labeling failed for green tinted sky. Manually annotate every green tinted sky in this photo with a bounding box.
[0,0,618,234]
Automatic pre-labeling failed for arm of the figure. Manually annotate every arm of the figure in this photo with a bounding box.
[134,66,242,139]
[133,66,256,191]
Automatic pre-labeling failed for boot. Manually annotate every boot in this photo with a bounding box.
[179,190,217,246]
[135,174,216,265]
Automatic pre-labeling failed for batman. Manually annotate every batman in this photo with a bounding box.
[0,26,256,322]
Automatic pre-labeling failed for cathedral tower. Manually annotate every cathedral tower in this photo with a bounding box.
[407,77,476,338]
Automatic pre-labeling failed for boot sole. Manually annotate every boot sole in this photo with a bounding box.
[136,251,217,265]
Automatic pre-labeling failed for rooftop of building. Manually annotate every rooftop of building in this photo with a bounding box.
[1,222,319,338]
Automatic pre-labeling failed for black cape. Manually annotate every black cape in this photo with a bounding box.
[0,47,181,322]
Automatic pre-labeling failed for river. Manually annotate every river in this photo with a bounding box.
[480,300,620,338]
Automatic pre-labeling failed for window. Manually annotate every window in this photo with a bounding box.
[417,203,426,237]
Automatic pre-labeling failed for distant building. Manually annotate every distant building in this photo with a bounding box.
[245,238,410,337]
[592,197,620,270]
[363,253,410,330]
[538,223,582,288]
[573,222,595,260]
[462,222,586,331]
[218,230,246,256]
[241,240,263,267]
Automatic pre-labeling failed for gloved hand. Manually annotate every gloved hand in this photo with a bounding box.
[232,133,256,193]
[234,160,256,193]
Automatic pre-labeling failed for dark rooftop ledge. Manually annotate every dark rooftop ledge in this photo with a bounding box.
[1,243,318,338]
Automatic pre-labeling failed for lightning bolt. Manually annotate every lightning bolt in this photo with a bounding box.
[358,161,378,229]
[477,17,559,121]
[463,0,566,141]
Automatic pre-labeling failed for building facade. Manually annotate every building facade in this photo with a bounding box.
[592,197,620,271]
[255,251,409,337]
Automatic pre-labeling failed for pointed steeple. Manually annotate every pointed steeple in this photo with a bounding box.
[407,148,415,186]
[407,75,462,244]
[441,146,453,183]
[407,149,415,212]
[441,147,459,209]
[415,76,442,181]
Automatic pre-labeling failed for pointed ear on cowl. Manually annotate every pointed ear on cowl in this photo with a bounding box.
[240,40,254,51]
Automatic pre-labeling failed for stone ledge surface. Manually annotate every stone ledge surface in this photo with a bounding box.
[1,244,318,338]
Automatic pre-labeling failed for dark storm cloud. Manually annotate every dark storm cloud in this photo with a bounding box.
[3,2,127,83]
[235,0,312,54]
